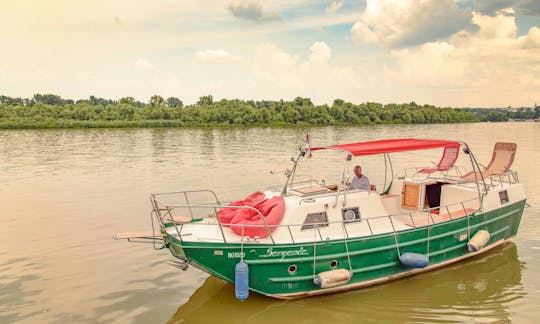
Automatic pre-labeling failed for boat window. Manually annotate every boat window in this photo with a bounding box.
[499,190,509,204]
[342,207,360,223]
[301,212,328,230]
[288,264,297,274]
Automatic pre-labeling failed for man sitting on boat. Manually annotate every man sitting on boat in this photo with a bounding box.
[347,165,371,190]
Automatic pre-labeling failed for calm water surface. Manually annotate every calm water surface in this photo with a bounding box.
[1,123,539,323]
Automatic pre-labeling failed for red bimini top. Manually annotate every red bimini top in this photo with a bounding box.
[311,138,460,156]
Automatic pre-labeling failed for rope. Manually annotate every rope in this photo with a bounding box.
[427,224,430,259]
[312,229,317,279]
[240,227,245,261]
[343,233,353,274]
[467,211,471,241]
[389,216,401,258]
[392,227,401,258]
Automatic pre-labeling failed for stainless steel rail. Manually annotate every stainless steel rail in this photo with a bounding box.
[151,190,480,245]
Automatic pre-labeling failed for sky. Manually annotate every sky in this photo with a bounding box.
[1,0,539,107]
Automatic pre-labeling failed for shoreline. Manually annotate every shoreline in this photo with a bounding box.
[0,119,485,130]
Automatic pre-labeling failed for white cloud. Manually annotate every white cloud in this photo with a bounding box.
[351,21,377,44]
[306,42,331,64]
[388,42,465,86]
[252,42,370,103]
[351,0,475,47]
[472,8,517,39]
[385,8,540,106]
[473,0,514,16]
[227,0,263,20]
[325,0,344,14]
[521,26,540,48]
[196,49,243,62]
[134,58,155,71]
[253,43,302,87]
[474,0,540,16]
[226,0,281,21]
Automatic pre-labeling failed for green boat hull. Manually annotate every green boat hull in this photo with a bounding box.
[166,199,526,298]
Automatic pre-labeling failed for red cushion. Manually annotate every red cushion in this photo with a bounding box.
[218,192,286,238]
[230,196,285,238]
[218,191,265,225]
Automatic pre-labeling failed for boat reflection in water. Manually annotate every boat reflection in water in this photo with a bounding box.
[169,243,525,323]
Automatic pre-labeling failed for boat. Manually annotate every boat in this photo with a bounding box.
[115,137,527,300]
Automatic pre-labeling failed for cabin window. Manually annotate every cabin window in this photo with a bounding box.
[342,207,360,223]
[288,264,297,274]
[499,190,509,204]
[301,212,328,230]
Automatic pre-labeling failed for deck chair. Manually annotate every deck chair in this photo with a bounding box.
[461,142,517,181]
[418,146,460,174]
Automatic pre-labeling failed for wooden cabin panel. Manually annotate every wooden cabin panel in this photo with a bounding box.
[402,182,420,210]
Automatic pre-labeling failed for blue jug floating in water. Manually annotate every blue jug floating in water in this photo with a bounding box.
[235,260,249,301]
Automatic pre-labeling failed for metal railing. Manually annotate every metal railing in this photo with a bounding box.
[266,179,320,193]
[151,190,480,245]
[396,167,520,193]
[397,165,467,180]
[485,170,519,188]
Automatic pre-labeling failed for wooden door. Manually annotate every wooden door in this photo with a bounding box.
[402,182,420,210]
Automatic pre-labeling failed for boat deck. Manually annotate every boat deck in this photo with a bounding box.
[403,208,476,227]
[165,208,475,244]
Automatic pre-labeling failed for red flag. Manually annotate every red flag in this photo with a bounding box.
[305,133,312,158]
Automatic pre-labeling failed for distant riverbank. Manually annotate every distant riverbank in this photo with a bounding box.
[1,94,538,129]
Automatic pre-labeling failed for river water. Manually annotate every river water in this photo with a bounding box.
[1,122,539,323]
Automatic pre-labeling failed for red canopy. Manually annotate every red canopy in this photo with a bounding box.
[311,138,460,156]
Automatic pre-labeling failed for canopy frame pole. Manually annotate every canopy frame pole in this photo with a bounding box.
[383,153,388,193]
[388,153,394,180]
[281,149,305,196]
[460,141,486,211]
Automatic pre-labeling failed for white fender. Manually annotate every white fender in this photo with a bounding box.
[314,269,352,288]
[467,230,491,252]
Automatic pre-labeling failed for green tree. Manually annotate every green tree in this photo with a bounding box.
[150,95,165,106]
[119,97,136,105]
[33,94,65,106]
[197,95,213,106]
[166,97,183,108]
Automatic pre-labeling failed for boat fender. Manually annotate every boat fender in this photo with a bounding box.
[314,269,352,288]
[399,252,429,268]
[467,230,490,252]
[235,260,249,301]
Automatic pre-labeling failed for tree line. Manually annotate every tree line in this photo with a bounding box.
[465,107,540,122]
[0,93,536,129]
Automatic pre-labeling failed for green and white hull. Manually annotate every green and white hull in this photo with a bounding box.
[162,189,525,299]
